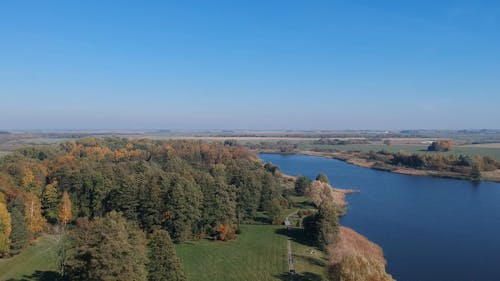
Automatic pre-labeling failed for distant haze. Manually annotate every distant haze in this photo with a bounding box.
[1,1,499,130]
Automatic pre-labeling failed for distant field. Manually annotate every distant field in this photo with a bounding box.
[0,235,58,281]
[176,224,327,281]
[298,143,500,161]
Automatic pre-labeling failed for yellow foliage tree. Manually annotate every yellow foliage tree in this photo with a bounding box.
[58,191,72,225]
[24,192,46,238]
[22,170,36,190]
[0,193,12,257]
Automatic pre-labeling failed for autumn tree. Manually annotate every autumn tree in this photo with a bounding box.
[0,193,12,257]
[147,229,187,281]
[58,191,72,225]
[42,180,59,223]
[305,180,342,207]
[428,139,454,152]
[65,211,148,281]
[24,192,46,239]
[22,170,37,191]
[216,223,237,241]
[57,191,72,276]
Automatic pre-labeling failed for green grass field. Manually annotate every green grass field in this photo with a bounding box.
[176,224,327,281]
[0,235,59,281]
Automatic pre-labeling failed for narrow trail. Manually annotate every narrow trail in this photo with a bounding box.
[284,210,298,280]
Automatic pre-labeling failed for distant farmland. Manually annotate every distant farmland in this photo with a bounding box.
[298,143,500,161]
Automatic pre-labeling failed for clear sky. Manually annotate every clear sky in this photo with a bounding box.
[1,0,499,130]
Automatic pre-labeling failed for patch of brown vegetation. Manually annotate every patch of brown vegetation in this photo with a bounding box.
[481,170,500,182]
[329,227,385,264]
[345,157,374,168]
[327,227,394,281]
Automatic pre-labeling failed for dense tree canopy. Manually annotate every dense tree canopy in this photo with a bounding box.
[0,138,289,278]
[0,138,286,241]
[66,211,148,281]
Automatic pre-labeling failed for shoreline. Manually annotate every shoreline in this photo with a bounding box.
[258,149,500,183]
[281,171,393,280]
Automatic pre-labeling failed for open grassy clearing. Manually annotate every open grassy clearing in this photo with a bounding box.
[176,223,327,281]
[176,224,288,281]
[177,195,327,281]
[288,227,328,281]
[0,234,58,281]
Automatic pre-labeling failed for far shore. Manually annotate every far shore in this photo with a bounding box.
[257,149,500,183]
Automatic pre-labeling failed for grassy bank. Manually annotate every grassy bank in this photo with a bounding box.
[0,235,58,281]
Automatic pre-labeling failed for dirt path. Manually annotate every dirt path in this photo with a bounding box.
[284,210,297,279]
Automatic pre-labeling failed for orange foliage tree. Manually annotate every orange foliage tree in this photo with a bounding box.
[58,191,72,225]
[24,192,46,239]
[0,193,12,257]
[216,224,236,241]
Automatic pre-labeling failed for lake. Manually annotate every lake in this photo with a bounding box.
[259,153,500,281]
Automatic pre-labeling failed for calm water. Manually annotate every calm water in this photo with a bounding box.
[259,153,500,281]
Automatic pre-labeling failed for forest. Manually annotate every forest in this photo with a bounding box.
[0,138,289,280]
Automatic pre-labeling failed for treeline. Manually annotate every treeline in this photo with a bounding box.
[245,140,298,153]
[0,138,289,279]
[367,150,499,180]
[313,138,370,146]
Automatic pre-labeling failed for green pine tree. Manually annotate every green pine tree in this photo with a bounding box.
[8,206,29,256]
[147,229,186,281]
[163,176,202,242]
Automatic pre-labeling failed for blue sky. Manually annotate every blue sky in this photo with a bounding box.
[1,0,499,130]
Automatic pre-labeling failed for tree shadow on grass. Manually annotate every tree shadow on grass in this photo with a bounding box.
[294,201,316,210]
[253,216,272,224]
[275,227,316,248]
[6,270,61,281]
[275,272,324,281]
[294,253,327,268]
